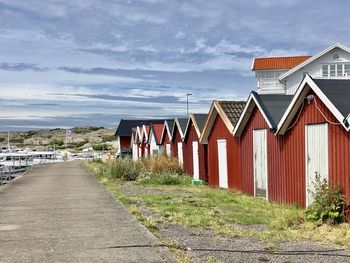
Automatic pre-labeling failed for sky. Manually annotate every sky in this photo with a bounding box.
[0,0,349,131]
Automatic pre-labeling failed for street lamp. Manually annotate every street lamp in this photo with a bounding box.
[186,93,192,116]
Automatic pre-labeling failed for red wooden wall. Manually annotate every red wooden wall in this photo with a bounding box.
[171,125,182,159]
[283,89,350,207]
[239,107,285,202]
[183,119,208,181]
[207,114,241,190]
[120,136,131,149]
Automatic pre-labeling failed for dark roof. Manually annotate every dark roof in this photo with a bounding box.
[254,92,293,127]
[218,101,246,126]
[313,79,350,117]
[167,120,175,133]
[115,119,167,137]
[177,118,188,134]
[192,114,208,132]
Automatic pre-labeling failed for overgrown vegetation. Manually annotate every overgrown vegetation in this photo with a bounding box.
[306,173,346,225]
[89,155,190,185]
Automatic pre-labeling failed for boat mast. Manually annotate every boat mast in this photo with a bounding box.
[7,131,10,152]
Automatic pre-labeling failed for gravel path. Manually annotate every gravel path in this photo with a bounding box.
[159,223,350,263]
[121,182,350,263]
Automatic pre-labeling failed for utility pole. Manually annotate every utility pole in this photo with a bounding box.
[186,93,192,116]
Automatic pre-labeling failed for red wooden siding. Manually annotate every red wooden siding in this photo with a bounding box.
[239,107,285,202]
[183,119,208,181]
[171,125,182,159]
[119,136,131,149]
[207,114,241,189]
[283,89,350,207]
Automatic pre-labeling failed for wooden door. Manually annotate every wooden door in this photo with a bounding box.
[217,139,228,188]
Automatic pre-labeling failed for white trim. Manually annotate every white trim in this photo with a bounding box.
[183,113,204,139]
[233,92,274,137]
[142,125,150,142]
[279,43,350,81]
[276,75,347,135]
[251,57,256,70]
[160,120,173,143]
[172,118,187,140]
[200,100,235,144]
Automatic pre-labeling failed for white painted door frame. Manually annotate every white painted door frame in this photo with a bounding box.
[217,139,228,188]
[166,144,171,157]
[305,123,329,207]
[177,142,183,166]
[192,141,199,180]
[132,144,138,161]
[253,129,268,199]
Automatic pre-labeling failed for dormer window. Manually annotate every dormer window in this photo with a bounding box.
[322,63,350,77]
[333,53,340,60]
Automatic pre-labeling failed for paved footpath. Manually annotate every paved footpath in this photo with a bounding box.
[0,161,176,263]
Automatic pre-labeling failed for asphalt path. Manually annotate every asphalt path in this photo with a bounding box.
[0,161,175,262]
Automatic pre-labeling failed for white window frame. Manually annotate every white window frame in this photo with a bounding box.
[321,63,350,78]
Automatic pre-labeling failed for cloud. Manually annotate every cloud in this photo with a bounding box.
[0,0,349,130]
[0,62,49,72]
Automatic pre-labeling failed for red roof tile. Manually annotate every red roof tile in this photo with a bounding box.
[252,56,311,70]
[152,124,164,144]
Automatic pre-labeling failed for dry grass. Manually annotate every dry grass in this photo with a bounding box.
[138,154,184,174]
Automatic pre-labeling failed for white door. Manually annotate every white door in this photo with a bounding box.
[217,139,228,188]
[253,129,268,198]
[166,144,171,157]
[132,144,138,161]
[177,142,183,166]
[138,146,142,159]
[145,144,148,158]
[305,123,328,207]
[192,141,199,180]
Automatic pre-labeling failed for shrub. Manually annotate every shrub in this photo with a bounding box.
[101,158,139,181]
[88,155,188,184]
[140,155,184,174]
[306,173,346,225]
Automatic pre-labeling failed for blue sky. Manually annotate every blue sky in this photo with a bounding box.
[0,0,349,131]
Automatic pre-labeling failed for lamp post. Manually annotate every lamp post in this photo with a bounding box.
[186,93,192,116]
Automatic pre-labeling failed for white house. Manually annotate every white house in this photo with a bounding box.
[252,43,350,95]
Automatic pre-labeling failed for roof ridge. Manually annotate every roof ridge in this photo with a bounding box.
[254,55,311,60]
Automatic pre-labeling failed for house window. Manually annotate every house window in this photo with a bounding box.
[330,64,336,77]
[333,53,340,60]
[337,64,343,76]
[345,64,350,76]
[322,64,350,77]
[322,65,328,77]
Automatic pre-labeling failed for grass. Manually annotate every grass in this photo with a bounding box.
[84,159,350,251]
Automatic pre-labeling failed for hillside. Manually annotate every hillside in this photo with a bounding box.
[0,127,116,151]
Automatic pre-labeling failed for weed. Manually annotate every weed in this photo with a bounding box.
[306,173,346,225]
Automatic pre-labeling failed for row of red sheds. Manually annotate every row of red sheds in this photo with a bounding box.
[126,75,350,208]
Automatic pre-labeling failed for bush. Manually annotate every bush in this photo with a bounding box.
[306,173,346,225]
[100,158,139,181]
[88,155,189,185]
[140,155,184,174]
